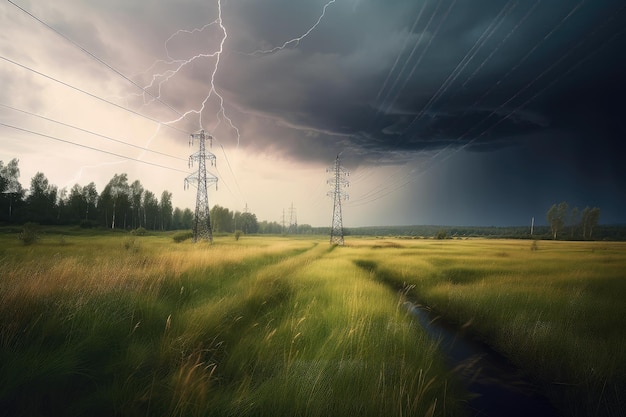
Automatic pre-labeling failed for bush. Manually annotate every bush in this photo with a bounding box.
[173,231,193,243]
[131,227,148,236]
[436,230,448,240]
[19,222,40,245]
[234,230,243,241]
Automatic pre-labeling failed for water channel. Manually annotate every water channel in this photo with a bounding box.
[406,302,560,417]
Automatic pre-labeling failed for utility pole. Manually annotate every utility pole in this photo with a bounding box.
[281,209,286,234]
[287,202,297,234]
[184,130,218,243]
[327,154,349,245]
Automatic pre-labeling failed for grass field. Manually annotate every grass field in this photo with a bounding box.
[0,230,462,417]
[351,237,626,417]
[1,230,624,416]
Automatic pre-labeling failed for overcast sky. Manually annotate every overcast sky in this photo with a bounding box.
[1,0,625,227]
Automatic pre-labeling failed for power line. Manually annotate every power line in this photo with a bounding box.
[346,7,626,209]
[0,122,189,174]
[448,16,626,159]
[0,55,188,135]
[461,0,542,88]
[215,141,245,202]
[374,0,445,120]
[2,8,247,207]
[6,0,184,118]
[374,0,430,101]
[0,102,186,162]
[461,0,584,122]
[348,1,614,208]
[5,1,250,209]
[404,0,517,132]
[439,0,616,158]
[378,0,458,120]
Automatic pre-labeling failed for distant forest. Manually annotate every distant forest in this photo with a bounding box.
[342,224,626,241]
[2,158,625,240]
[0,158,288,234]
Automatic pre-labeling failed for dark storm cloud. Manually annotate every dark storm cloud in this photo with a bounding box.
[3,0,624,226]
[212,0,626,164]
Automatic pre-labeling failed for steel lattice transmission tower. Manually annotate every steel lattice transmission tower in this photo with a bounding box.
[327,154,349,245]
[287,202,298,234]
[184,130,218,243]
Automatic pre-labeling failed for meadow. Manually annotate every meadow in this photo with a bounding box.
[0,230,624,416]
[0,230,462,417]
[353,237,626,417]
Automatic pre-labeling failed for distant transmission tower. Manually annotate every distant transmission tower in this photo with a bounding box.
[184,130,218,243]
[287,202,298,234]
[327,154,349,245]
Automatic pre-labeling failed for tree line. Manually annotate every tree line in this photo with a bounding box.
[546,201,600,240]
[0,158,191,230]
[0,158,317,234]
[209,204,316,235]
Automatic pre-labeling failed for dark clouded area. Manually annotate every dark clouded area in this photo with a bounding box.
[218,0,626,224]
[218,0,626,160]
[2,0,625,226]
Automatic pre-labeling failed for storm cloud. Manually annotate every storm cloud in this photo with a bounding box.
[2,0,625,226]
[215,0,626,162]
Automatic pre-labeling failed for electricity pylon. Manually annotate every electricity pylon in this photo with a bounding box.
[184,130,218,243]
[287,202,297,234]
[327,154,349,245]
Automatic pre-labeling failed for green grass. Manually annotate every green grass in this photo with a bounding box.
[3,231,624,416]
[0,231,463,416]
[354,238,626,417]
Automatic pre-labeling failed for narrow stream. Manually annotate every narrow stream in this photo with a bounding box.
[406,302,560,417]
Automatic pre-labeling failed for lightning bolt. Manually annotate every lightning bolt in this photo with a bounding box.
[133,21,218,106]
[134,0,240,146]
[248,0,337,55]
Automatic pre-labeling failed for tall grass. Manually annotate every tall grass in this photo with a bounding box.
[356,238,626,417]
[0,232,463,416]
[209,245,464,416]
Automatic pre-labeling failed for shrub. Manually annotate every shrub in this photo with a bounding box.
[131,227,148,236]
[19,222,40,245]
[234,230,243,241]
[436,230,448,240]
[173,231,193,243]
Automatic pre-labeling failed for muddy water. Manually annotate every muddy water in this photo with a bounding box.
[406,303,560,417]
